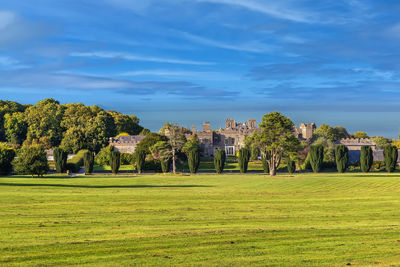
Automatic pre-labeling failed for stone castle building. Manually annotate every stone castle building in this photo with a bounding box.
[109,119,317,157]
[192,119,257,156]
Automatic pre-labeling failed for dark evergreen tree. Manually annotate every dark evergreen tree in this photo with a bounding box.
[53,147,67,173]
[335,144,349,173]
[383,145,398,173]
[135,149,146,174]
[238,147,250,173]
[309,145,324,173]
[188,148,200,174]
[214,149,226,174]
[83,151,94,174]
[110,150,120,175]
[360,146,373,173]
[287,158,296,174]
[250,147,259,161]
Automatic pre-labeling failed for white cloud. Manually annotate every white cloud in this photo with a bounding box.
[176,31,274,53]
[195,0,317,23]
[70,51,214,65]
[0,10,16,30]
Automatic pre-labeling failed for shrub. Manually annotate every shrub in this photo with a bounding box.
[83,151,94,174]
[120,153,133,165]
[67,149,88,173]
[13,145,49,177]
[250,147,259,161]
[0,143,15,175]
[95,146,113,166]
[309,145,324,173]
[238,148,250,173]
[360,146,373,173]
[383,145,398,173]
[161,158,170,173]
[287,158,296,174]
[110,150,120,175]
[53,147,67,173]
[144,159,162,172]
[188,148,200,174]
[214,149,226,174]
[335,145,348,173]
[135,149,146,174]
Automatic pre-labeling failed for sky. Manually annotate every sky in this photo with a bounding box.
[1,0,400,137]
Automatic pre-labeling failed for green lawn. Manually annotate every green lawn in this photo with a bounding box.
[1,173,400,266]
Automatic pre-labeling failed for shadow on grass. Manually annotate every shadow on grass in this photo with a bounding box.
[348,174,400,178]
[0,183,212,189]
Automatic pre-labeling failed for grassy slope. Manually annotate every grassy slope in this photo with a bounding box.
[1,173,400,266]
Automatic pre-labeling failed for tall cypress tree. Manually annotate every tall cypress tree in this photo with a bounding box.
[238,147,250,173]
[53,147,67,173]
[383,145,398,173]
[110,150,120,175]
[214,149,226,174]
[188,148,200,174]
[309,145,324,173]
[360,146,373,173]
[335,145,349,173]
[261,151,270,174]
[83,151,94,174]
[135,149,146,174]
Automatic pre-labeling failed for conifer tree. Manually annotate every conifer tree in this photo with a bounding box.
[110,150,120,175]
[360,146,373,173]
[383,145,398,173]
[53,147,67,173]
[287,158,296,174]
[214,149,226,174]
[335,144,349,173]
[309,145,324,173]
[188,148,200,174]
[83,151,94,174]
[238,147,250,173]
[135,149,146,174]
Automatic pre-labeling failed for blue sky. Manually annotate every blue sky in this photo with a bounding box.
[1,0,400,137]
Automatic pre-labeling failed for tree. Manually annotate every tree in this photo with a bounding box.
[335,145,348,173]
[0,143,15,175]
[214,149,226,174]
[261,152,269,174]
[353,131,368,139]
[85,111,116,153]
[312,137,335,163]
[188,148,200,174]
[286,158,296,174]
[160,158,170,173]
[183,135,201,174]
[83,151,94,174]
[250,146,259,161]
[110,150,120,175]
[60,126,86,153]
[372,136,391,149]
[314,124,336,141]
[360,146,373,173]
[136,133,168,154]
[13,145,49,177]
[159,123,187,174]
[0,100,25,141]
[53,147,67,173]
[333,126,350,140]
[238,147,250,173]
[383,145,398,173]
[135,149,146,174]
[95,146,113,166]
[4,112,27,145]
[249,112,300,176]
[309,145,324,173]
[24,98,65,148]
[107,111,143,135]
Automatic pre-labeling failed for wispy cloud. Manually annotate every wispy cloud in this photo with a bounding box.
[195,0,317,23]
[119,69,240,81]
[175,30,274,53]
[0,70,237,99]
[70,51,214,65]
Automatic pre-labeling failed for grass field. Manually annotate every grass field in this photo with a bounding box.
[1,173,400,266]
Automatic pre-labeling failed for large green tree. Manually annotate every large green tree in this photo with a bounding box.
[0,143,15,175]
[107,111,143,135]
[353,131,369,139]
[360,146,373,173]
[383,145,398,173]
[24,98,65,148]
[13,145,49,177]
[249,112,300,176]
[159,123,187,174]
[335,145,349,173]
[4,112,27,145]
[0,100,26,141]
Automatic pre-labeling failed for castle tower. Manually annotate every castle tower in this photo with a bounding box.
[192,125,197,134]
[248,119,256,129]
[203,122,211,132]
[226,119,235,129]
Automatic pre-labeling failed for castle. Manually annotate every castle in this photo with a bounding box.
[110,119,316,157]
